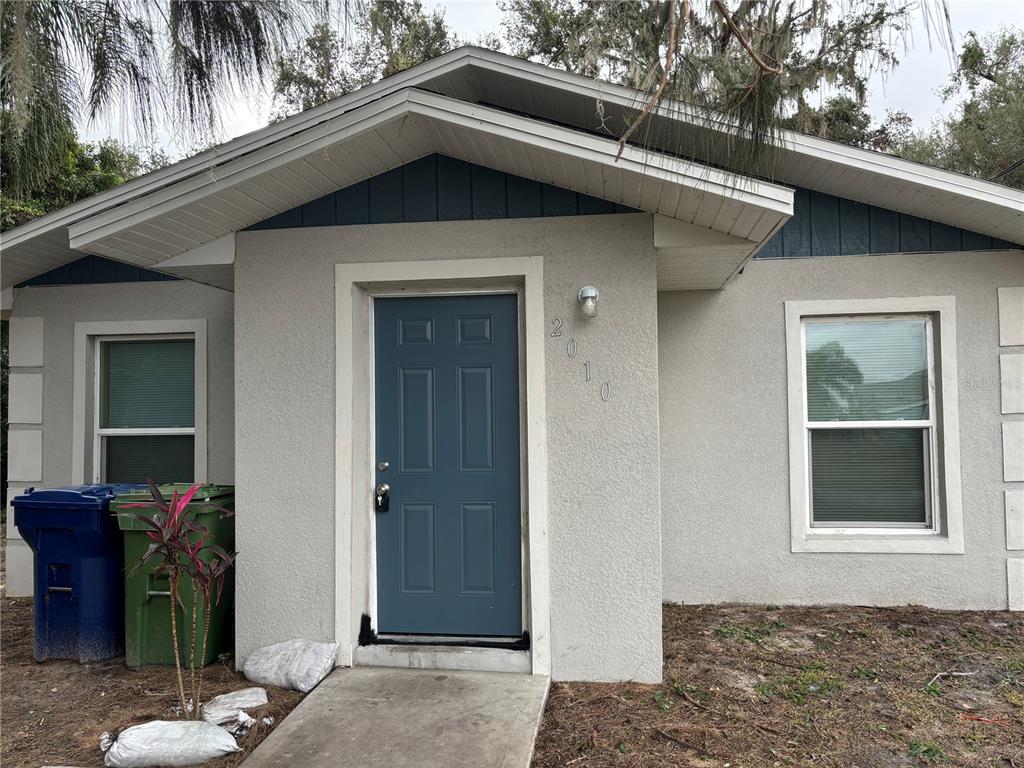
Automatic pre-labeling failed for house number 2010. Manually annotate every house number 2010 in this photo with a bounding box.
[549,317,611,401]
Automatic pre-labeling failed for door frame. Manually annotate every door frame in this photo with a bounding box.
[335,257,549,675]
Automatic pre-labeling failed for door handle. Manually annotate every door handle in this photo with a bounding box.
[374,483,390,512]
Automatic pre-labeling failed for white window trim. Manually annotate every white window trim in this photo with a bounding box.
[785,296,963,554]
[72,319,207,485]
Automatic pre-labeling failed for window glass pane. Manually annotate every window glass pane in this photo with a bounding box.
[104,435,195,484]
[810,428,927,525]
[805,319,928,421]
[102,340,195,428]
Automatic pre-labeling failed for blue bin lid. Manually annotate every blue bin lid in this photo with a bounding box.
[11,484,143,509]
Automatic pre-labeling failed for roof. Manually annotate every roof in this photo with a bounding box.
[1,46,1020,292]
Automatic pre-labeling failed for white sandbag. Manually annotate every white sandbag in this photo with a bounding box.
[201,686,268,725]
[242,639,337,693]
[101,720,239,767]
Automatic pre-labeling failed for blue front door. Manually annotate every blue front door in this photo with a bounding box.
[374,294,522,637]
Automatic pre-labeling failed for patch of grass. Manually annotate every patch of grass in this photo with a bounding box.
[715,620,787,643]
[671,681,709,702]
[1003,690,1024,708]
[959,627,983,646]
[617,741,627,754]
[652,689,672,711]
[923,681,943,697]
[908,739,947,762]
[754,665,844,705]
[852,666,878,681]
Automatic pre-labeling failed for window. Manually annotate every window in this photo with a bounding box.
[786,297,963,554]
[95,337,197,484]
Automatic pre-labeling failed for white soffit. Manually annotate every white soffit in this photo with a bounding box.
[66,89,792,264]
[653,215,767,290]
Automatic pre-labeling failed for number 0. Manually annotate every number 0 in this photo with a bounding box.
[567,337,578,358]
[601,382,611,401]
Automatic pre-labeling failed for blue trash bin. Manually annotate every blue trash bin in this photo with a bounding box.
[13,485,127,662]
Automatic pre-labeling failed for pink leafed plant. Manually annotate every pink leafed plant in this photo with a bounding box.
[116,480,235,719]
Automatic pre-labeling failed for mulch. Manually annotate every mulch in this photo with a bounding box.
[5,539,1023,768]
[533,604,1024,767]
[1,565,304,768]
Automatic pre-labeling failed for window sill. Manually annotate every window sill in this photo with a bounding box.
[792,532,964,555]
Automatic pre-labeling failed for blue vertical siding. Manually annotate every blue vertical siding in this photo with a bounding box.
[17,255,179,287]
[244,154,636,231]
[758,187,1019,258]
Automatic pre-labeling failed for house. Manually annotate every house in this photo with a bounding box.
[3,47,1022,684]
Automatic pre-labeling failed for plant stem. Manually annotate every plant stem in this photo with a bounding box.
[196,592,212,708]
[168,572,187,716]
[190,583,199,718]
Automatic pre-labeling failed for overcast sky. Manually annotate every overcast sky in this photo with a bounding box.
[79,0,1024,159]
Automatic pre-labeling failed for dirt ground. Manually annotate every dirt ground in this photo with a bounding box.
[0,537,304,768]
[5,534,1023,768]
[533,604,1024,767]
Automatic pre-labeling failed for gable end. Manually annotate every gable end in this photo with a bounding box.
[245,154,637,231]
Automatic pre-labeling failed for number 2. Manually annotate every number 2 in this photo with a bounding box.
[550,318,563,337]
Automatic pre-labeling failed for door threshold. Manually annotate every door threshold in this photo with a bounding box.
[353,643,532,675]
[376,633,521,645]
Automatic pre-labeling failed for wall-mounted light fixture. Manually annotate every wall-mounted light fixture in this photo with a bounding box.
[578,285,599,318]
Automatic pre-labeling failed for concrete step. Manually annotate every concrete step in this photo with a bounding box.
[240,667,550,768]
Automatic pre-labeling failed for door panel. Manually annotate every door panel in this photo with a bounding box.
[374,294,522,636]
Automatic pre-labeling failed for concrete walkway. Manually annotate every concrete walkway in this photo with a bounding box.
[240,668,550,768]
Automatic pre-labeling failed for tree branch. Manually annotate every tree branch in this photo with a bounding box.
[616,0,680,160]
[712,0,783,74]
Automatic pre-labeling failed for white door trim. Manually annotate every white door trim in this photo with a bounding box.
[335,257,549,676]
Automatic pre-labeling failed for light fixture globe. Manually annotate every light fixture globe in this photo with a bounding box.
[578,285,599,318]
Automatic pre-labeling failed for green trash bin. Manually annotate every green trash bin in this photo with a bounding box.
[113,484,235,669]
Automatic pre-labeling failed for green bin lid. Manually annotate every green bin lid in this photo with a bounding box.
[113,484,234,532]
[113,483,234,503]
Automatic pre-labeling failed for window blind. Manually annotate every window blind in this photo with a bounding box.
[105,435,195,484]
[102,340,195,428]
[810,428,927,524]
[805,319,928,422]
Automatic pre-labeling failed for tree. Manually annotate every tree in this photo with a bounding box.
[271,1,460,120]
[0,0,299,197]
[502,1,930,174]
[782,95,914,154]
[1,137,167,232]
[897,28,1024,189]
[272,23,359,119]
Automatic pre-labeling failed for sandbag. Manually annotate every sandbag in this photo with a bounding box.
[101,720,239,767]
[242,639,337,693]
[201,686,268,725]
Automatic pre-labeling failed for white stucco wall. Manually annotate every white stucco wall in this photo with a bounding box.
[234,213,663,682]
[5,281,235,595]
[659,250,1023,610]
